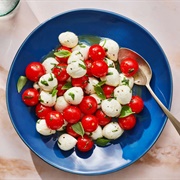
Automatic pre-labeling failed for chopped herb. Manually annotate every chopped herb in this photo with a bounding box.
[39,96,44,103]
[96,137,110,146]
[51,88,58,97]
[94,85,106,100]
[54,50,71,58]
[57,141,61,146]
[79,42,86,48]
[68,92,75,100]
[101,39,106,47]
[119,105,134,118]
[122,77,129,86]
[78,63,86,70]
[72,122,84,137]
[17,76,28,93]
[112,129,118,132]
[48,73,54,81]
[96,80,106,87]
[62,82,72,90]
[41,80,49,86]
[107,72,113,76]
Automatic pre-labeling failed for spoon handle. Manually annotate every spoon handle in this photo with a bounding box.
[146,84,180,135]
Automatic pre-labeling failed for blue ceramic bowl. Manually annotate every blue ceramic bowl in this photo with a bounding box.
[6,9,172,175]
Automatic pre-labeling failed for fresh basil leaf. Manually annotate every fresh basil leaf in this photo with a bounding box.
[96,138,110,146]
[72,122,84,137]
[54,50,71,58]
[62,82,72,90]
[51,88,58,97]
[68,92,75,100]
[121,77,129,86]
[96,80,106,87]
[94,85,106,100]
[119,105,134,118]
[78,63,86,70]
[17,76,28,93]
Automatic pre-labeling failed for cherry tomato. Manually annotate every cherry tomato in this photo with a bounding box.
[55,46,72,63]
[84,59,93,76]
[25,62,45,82]
[88,44,106,61]
[35,103,53,119]
[120,58,139,77]
[79,96,97,115]
[52,63,70,82]
[57,82,67,96]
[118,114,136,130]
[102,85,115,99]
[81,115,98,132]
[129,95,144,113]
[22,88,39,106]
[71,75,88,89]
[91,60,108,77]
[63,106,81,124]
[66,123,80,138]
[95,109,112,126]
[76,135,94,152]
[45,111,64,130]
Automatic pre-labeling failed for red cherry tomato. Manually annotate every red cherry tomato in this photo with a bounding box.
[52,63,70,82]
[56,82,67,96]
[102,85,115,99]
[71,75,88,89]
[35,103,53,119]
[45,111,64,130]
[118,114,136,130]
[129,95,144,113]
[63,105,81,124]
[95,109,112,126]
[22,88,39,106]
[77,135,94,152]
[88,44,106,61]
[120,58,139,77]
[81,115,98,132]
[66,123,80,138]
[55,46,72,63]
[25,62,45,82]
[79,96,97,115]
[91,60,108,77]
[84,59,93,76]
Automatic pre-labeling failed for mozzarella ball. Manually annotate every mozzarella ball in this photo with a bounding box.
[54,96,69,112]
[72,43,90,60]
[90,94,102,109]
[64,87,84,105]
[84,77,99,94]
[100,68,120,87]
[101,99,121,117]
[33,82,40,90]
[103,122,124,139]
[114,85,132,105]
[39,90,57,107]
[67,50,84,64]
[36,119,56,136]
[66,60,87,78]
[58,31,78,48]
[38,73,58,92]
[104,58,115,68]
[57,133,77,151]
[119,73,134,89]
[89,125,103,140]
[42,57,59,73]
[99,39,119,61]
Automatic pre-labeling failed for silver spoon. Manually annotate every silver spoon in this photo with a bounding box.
[118,48,180,135]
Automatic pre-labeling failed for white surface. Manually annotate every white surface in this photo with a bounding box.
[0,0,180,179]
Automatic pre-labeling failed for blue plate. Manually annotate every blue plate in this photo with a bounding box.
[6,9,172,175]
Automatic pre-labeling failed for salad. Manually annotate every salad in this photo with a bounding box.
[17,31,144,152]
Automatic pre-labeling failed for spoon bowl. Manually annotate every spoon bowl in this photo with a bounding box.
[118,48,180,135]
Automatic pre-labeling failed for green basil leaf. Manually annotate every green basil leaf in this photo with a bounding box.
[121,77,129,86]
[17,76,28,93]
[119,105,134,118]
[61,82,72,90]
[96,80,106,87]
[78,63,86,70]
[96,138,110,146]
[68,92,75,100]
[54,50,71,58]
[51,88,58,97]
[94,85,106,100]
[72,122,84,137]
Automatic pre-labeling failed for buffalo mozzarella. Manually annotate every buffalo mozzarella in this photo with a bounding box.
[99,39,119,61]
[66,60,87,78]
[36,119,56,136]
[42,57,59,73]
[102,122,124,139]
[38,73,58,92]
[64,87,84,105]
[114,85,132,105]
[57,133,77,151]
[54,96,69,112]
[58,31,78,48]
[119,73,134,89]
[101,99,121,117]
[100,68,120,87]
[67,50,84,64]
[84,77,99,94]
[89,125,103,140]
